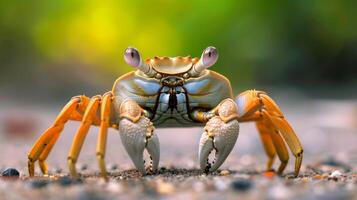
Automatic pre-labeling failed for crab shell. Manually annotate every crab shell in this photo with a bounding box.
[113,53,233,127]
[146,56,200,75]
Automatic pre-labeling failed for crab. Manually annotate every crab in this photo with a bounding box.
[28,46,303,179]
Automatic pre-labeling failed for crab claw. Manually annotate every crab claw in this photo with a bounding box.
[119,117,160,175]
[199,116,239,172]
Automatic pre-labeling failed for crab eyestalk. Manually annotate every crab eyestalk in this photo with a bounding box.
[124,47,156,77]
[188,46,218,77]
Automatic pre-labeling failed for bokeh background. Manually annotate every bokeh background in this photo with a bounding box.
[1,0,357,101]
[0,0,356,177]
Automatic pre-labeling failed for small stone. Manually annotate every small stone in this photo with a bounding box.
[313,174,323,180]
[219,170,231,176]
[230,179,253,191]
[322,173,329,179]
[329,170,344,179]
[27,179,49,188]
[57,176,82,186]
[1,168,20,177]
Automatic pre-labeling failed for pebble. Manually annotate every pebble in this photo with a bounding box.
[27,179,49,188]
[313,174,323,180]
[230,179,253,192]
[219,170,231,176]
[1,168,20,177]
[57,176,82,186]
[329,170,344,180]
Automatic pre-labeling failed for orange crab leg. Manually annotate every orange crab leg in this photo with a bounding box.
[262,110,303,176]
[27,96,89,176]
[257,119,290,174]
[37,99,90,175]
[256,120,276,170]
[236,90,303,176]
[96,92,113,179]
[67,96,101,178]
[36,96,91,175]
[38,131,61,174]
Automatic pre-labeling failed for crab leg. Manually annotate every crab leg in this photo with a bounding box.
[67,96,101,178]
[256,119,289,173]
[255,120,276,170]
[236,90,303,176]
[37,131,61,174]
[262,110,301,175]
[27,96,90,176]
[96,92,113,179]
[240,111,286,171]
[38,96,91,174]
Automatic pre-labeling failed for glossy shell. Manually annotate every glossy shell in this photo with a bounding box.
[145,56,200,75]
[112,70,233,128]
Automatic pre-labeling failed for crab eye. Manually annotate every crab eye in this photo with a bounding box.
[124,47,141,67]
[202,46,218,67]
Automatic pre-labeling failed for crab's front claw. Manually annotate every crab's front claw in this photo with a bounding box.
[199,116,239,172]
[119,117,160,175]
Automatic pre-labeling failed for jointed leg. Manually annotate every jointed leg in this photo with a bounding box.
[38,132,61,174]
[28,96,90,176]
[67,96,101,178]
[96,92,113,179]
[256,121,276,170]
[262,109,302,176]
[236,90,303,176]
[257,120,289,174]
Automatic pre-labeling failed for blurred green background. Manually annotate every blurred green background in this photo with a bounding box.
[1,0,357,102]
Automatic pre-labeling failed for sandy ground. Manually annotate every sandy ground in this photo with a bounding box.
[0,96,356,200]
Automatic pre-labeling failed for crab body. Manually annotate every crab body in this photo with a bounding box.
[113,69,232,127]
[28,46,303,179]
